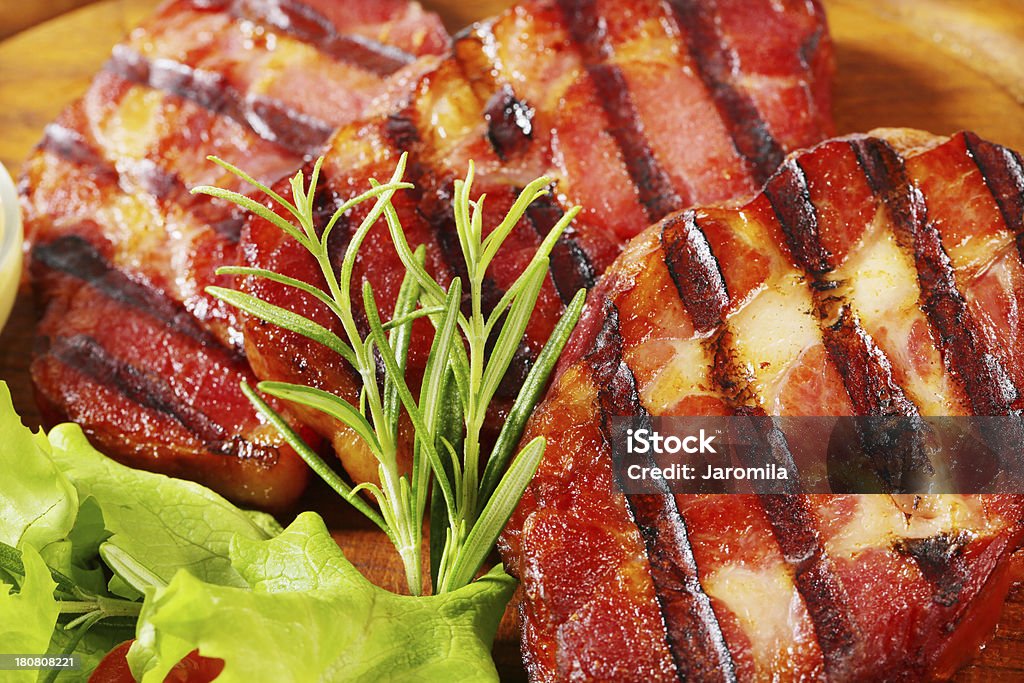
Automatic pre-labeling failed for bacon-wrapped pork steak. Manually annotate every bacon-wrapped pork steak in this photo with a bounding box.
[499,128,1024,681]
[239,0,834,484]
[21,0,449,507]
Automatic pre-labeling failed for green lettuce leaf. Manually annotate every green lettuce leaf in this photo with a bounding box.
[0,384,78,551]
[0,544,59,680]
[129,512,515,682]
[47,424,274,592]
[0,382,284,679]
[39,496,110,598]
[243,510,286,538]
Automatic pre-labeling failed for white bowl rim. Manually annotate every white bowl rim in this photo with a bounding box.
[0,161,21,262]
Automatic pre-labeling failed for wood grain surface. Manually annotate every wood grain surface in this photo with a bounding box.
[0,0,98,40]
[1,1,1023,680]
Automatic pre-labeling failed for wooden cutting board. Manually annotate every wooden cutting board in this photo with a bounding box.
[1,1,1023,680]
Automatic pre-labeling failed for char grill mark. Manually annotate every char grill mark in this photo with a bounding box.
[197,0,418,75]
[383,106,503,316]
[759,495,858,676]
[106,45,334,154]
[894,533,970,608]
[39,124,118,186]
[963,131,1024,263]
[660,210,860,676]
[381,107,461,280]
[714,374,859,675]
[762,159,831,276]
[851,138,1019,416]
[419,177,507,320]
[585,299,737,682]
[206,213,248,244]
[817,308,934,487]
[763,154,998,608]
[814,308,917,419]
[764,159,930,489]
[660,210,730,333]
[383,108,421,152]
[721,426,858,675]
[505,130,1024,681]
[525,192,597,304]
[729,412,802,494]
[665,0,785,185]
[34,235,224,350]
[314,174,366,345]
[39,124,246,243]
[47,334,276,463]
[706,328,752,407]
[293,163,371,391]
[557,0,683,221]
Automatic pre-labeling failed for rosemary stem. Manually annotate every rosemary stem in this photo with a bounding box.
[379,466,421,596]
[397,537,422,598]
[463,330,486,518]
[462,418,481,520]
[319,254,392,460]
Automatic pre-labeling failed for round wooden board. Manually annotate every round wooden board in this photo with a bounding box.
[1,1,1023,680]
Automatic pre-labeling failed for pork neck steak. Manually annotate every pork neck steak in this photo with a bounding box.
[499,128,1024,681]
[239,0,834,485]
[21,0,449,508]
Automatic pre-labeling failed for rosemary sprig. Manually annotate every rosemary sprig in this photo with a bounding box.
[195,155,585,595]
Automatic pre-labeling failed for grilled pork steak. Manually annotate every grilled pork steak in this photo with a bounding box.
[21,0,449,507]
[239,0,834,485]
[499,129,1024,680]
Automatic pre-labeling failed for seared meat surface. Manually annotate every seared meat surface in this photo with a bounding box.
[21,0,449,508]
[239,0,834,484]
[499,129,1024,681]
[20,0,1024,677]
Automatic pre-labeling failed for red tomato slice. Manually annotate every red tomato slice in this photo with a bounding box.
[89,641,225,683]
